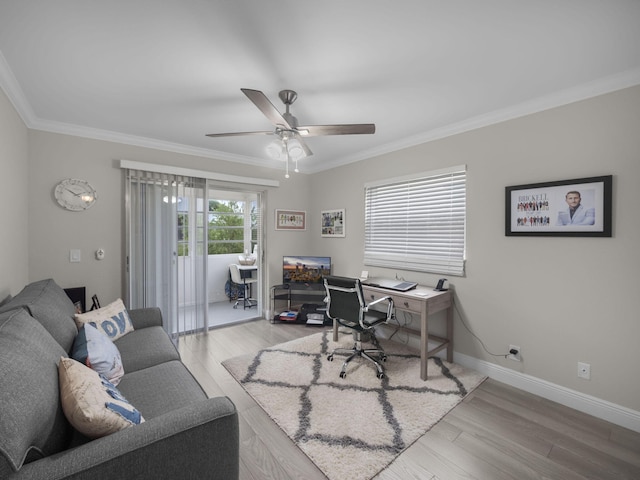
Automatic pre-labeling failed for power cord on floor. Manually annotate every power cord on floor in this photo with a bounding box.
[453,298,513,359]
[387,310,412,343]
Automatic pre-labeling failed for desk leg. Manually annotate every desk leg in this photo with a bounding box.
[446,303,453,363]
[420,311,429,381]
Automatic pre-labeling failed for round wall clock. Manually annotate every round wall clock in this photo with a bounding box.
[54,178,98,211]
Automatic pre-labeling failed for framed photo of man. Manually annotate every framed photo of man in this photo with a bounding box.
[505,175,612,237]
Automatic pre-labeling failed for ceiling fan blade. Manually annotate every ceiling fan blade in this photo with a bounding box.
[205,130,273,138]
[241,88,292,129]
[298,124,376,136]
[296,134,313,157]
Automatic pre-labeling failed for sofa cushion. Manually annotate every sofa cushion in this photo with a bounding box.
[0,309,71,473]
[0,278,78,352]
[114,325,180,373]
[116,360,207,420]
[71,323,125,385]
[75,298,134,341]
[58,358,144,439]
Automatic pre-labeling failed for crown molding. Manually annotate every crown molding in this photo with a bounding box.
[2,53,639,175]
[29,116,288,170]
[0,50,37,126]
[305,68,640,173]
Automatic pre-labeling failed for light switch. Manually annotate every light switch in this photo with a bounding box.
[69,249,81,263]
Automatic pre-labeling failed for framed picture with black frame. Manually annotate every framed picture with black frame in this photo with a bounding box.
[505,175,612,237]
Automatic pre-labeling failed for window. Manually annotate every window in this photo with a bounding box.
[364,165,466,276]
[207,199,257,255]
[177,211,189,256]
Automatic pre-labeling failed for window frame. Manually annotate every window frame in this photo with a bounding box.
[364,165,466,276]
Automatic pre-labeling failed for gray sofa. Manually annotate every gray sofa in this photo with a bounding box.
[0,279,239,480]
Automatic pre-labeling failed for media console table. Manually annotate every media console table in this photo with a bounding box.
[332,284,453,381]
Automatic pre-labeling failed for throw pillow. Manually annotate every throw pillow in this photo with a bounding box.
[58,357,144,439]
[71,323,124,385]
[74,298,134,341]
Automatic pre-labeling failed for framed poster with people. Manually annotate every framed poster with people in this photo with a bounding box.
[505,175,612,237]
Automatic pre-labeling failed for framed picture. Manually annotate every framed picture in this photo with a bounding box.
[321,209,346,237]
[275,209,306,231]
[505,175,612,237]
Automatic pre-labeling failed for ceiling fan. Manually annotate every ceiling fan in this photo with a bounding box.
[206,88,376,161]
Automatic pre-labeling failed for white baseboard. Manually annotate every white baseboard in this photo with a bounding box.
[454,352,640,433]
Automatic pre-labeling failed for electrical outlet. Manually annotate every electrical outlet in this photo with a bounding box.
[578,362,591,380]
[508,344,521,361]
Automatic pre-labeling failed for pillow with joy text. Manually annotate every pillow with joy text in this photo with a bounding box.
[75,298,134,341]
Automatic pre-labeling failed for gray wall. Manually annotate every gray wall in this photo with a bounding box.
[0,88,28,299]
[24,129,315,304]
[1,84,638,413]
[309,85,640,412]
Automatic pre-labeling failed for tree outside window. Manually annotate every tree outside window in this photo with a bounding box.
[208,200,256,255]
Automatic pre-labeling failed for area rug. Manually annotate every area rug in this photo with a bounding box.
[222,330,486,480]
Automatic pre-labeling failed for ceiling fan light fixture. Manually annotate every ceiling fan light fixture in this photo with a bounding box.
[287,138,304,159]
[266,140,284,160]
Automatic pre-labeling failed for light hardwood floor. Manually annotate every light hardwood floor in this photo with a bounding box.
[179,319,640,480]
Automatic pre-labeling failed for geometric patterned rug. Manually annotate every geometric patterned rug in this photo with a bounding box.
[222,330,486,480]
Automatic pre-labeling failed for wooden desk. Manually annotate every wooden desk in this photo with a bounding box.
[333,284,453,380]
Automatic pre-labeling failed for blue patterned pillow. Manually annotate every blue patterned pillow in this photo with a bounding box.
[71,323,124,385]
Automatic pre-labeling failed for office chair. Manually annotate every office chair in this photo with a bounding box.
[228,264,257,309]
[323,275,394,379]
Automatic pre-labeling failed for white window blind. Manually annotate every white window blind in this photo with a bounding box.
[364,165,466,276]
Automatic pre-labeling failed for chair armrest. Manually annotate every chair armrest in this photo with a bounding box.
[366,296,392,308]
[128,307,163,329]
[364,296,395,324]
[12,397,239,480]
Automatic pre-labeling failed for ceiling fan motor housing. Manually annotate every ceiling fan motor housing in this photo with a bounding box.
[278,89,298,106]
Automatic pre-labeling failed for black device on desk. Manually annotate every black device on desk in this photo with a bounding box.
[434,278,448,291]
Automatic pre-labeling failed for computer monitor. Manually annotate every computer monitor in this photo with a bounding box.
[283,256,331,284]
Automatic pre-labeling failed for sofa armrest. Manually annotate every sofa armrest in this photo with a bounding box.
[128,307,163,330]
[12,397,239,480]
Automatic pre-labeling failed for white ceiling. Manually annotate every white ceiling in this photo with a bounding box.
[1,1,640,174]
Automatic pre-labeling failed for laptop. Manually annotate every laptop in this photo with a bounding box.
[361,277,418,292]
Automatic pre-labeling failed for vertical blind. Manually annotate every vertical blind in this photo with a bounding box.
[364,165,466,276]
[126,169,207,346]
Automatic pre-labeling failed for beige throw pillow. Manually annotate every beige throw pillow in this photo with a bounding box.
[58,357,144,439]
[74,298,134,341]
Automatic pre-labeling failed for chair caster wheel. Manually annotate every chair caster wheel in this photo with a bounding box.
[327,354,334,362]
[377,372,385,379]
[381,356,387,362]
[339,371,347,379]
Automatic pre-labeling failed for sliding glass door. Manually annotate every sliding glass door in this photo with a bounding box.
[206,187,263,327]
[126,169,207,345]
